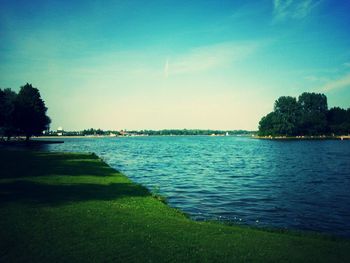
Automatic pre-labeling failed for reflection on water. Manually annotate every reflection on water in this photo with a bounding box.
[46,136,350,237]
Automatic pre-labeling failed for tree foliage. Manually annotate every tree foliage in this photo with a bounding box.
[0,89,5,128]
[82,128,106,136]
[273,96,301,135]
[0,89,18,139]
[259,92,350,136]
[327,107,350,135]
[0,83,51,140]
[298,92,328,135]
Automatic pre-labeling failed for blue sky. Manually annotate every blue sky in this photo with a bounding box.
[1,0,350,130]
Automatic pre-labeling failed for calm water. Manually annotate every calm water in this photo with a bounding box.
[45,136,350,237]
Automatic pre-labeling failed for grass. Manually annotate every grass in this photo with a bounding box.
[0,149,349,262]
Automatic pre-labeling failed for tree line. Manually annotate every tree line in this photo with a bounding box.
[0,83,51,141]
[47,129,254,137]
[258,92,350,136]
[124,129,254,136]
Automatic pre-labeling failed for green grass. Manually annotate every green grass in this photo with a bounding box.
[0,149,349,262]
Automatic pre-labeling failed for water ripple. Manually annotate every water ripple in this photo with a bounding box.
[47,136,350,237]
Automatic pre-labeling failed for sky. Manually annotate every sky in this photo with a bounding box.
[1,0,350,131]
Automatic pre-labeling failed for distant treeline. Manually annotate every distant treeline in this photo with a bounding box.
[47,128,118,136]
[126,129,254,136]
[259,92,350,136]
[49,128,255,136]
[0,83,50,140]
[82,128,116,136]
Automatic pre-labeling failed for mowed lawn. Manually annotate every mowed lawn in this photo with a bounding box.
[0,149,349,262]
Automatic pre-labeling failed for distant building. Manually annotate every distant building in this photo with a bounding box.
[119,130,130,136]
[57,127,63,136]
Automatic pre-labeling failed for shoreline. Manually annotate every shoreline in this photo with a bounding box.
[0,139,64,145]
[35,134,251,139]
[1,149,350,262]
[36,134,350,140]
[253,135,350,140]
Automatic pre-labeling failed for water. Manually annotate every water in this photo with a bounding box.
[44,136,350,237]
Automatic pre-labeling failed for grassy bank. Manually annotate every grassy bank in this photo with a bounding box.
[0,150,349,262]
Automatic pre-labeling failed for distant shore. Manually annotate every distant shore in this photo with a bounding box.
[36,135,108,139]
[35,134,350,140]
[3,134,349,141]
[35,134,252,139]
[253,135,350,140]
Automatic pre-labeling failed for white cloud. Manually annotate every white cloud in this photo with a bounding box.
[164,58,169,78]
[318,73,350,92]
[165,41,260,77]
[304,75,329,83]
[273,0,321,21]
[305,75,319,82]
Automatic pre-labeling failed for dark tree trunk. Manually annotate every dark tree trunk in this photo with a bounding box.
[26,135,30,141]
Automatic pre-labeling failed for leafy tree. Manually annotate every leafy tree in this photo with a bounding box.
[14,83,51,140]
[258,112,279,136]
[327,107,350,135]
[258,96,300,136]
[0,88,17,140]
[0,89,4,128]
[273,96,300,135]
[298,92,328,135]
[258,91,350,136]
[82,128,106,135]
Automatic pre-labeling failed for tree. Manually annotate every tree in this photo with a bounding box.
[258,112,279,136]
[298,92,328,135]
[258,96,301,136]
[258,92,344,137]
[0,88,17,140]
[0,89,4,128]
[273,96,301,135]
[14,83,51,140]
[327,107,350,135]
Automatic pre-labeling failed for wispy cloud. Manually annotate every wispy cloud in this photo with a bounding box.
[304,75,329,83]
[68,40,264,83]
[319,73,350,92]
[164,58,169,78]
[164,41,260,77]
[305,75,320,82]
[273,0,322,21]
